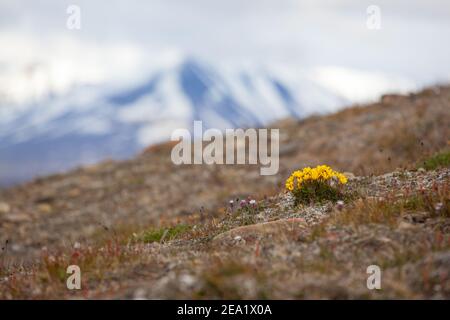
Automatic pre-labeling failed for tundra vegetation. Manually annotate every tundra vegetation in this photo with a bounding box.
[0,85,449,299]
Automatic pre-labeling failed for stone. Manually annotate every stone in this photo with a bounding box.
[37,203,52,214]
[0,202,10,214]
[213,218,306,244]
[133,288,147,300]
[398,221,416,230]
[343,172,356,179]
[5,213,31,223]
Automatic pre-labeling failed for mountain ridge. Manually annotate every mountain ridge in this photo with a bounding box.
[0,58,348,186]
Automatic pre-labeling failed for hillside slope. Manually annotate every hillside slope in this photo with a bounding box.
[0,85,449,299]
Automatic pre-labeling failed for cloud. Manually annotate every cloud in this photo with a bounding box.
[1,0,450,106]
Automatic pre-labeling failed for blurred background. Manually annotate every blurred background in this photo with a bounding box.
[1,0,450,186]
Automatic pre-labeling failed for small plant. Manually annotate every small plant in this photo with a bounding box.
[229,197,259,225]
[285,165,348,205]
[240,198,259,224]
[141,224,191,243]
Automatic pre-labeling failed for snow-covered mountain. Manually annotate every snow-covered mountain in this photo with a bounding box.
[0,58,348,186]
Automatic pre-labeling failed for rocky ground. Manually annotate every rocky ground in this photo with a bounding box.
[0,85,449,299]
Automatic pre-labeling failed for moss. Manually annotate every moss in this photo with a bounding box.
[141,224,191,243]
[421,151,450,170]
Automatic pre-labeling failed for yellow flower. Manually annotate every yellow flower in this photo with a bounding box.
[337,174,348,184]
[285,165,347,191]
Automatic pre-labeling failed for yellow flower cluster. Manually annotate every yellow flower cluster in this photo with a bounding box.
[285,165,347,191]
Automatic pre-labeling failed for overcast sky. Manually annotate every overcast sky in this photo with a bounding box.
[1,0,450,105]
